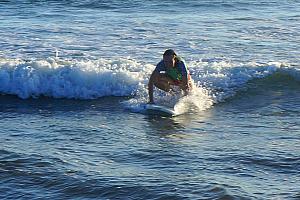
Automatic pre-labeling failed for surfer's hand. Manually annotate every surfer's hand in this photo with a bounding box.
[183,85,192,96]
[183,89,189,96]
[148,101,155,104]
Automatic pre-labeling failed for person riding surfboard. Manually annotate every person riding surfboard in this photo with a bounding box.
[148,49,192,104]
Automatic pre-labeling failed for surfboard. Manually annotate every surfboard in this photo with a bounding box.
[143,104,177,116]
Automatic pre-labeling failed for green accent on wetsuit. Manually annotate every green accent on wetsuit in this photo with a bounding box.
[166,67,182,81]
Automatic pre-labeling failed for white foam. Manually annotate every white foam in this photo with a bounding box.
[0,57,151,99]
[174,86,214,115]
[189,60,282,102]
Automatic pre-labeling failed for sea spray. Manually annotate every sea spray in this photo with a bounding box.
[174,86,214,115]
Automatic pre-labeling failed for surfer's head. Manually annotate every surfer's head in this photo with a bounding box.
[163,49,177,68]
[163,49,177,57]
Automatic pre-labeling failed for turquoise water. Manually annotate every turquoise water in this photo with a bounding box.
[1,1,300,199]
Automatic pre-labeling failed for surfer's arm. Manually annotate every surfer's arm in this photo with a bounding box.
[181,75,189,95]
[148,71,156,104]
[178,61,191,95]
[148,61,165,103]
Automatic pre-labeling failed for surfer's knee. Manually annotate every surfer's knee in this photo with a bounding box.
[148,72,159,88]
[154,77,173,92]
[152,74,165,86]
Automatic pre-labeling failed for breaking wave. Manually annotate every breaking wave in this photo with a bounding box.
[1,57,296,112]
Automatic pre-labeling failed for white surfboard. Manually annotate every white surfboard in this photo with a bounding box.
[143,104,177,116]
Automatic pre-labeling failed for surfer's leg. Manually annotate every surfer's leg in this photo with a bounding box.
[178,79,194,95]
[153,74,175,93]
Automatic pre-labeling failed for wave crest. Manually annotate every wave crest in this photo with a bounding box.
[0,57,150,99]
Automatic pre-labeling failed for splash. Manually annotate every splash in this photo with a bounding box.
[174,86,214,115]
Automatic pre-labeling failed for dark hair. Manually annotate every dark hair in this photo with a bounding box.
[163,49,177,56]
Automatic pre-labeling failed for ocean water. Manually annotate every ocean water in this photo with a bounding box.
[1,0,300,199]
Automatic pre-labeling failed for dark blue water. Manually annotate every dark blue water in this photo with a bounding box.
[1,74,300,199]
[1,0,300,199]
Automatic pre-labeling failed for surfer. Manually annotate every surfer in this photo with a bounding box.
[148,49,192,104]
